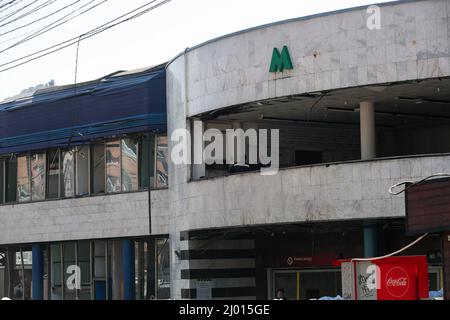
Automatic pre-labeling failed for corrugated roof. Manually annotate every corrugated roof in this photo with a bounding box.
[0,63,167,112]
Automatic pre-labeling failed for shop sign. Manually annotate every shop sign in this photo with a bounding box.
[285,254,339,267]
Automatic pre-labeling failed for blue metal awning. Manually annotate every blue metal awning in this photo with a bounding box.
[0,65,167,155]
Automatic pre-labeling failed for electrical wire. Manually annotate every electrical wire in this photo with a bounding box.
[0,0,22,14]
[0,0,82,37]
[0,24,43,44]
[0,0,103,55]
[0,0,57,29]
[0,0,172,72]
[0,0,39,23]
[388,173,450,195]
[351,233,429,261]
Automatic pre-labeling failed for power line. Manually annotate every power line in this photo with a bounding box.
[0,24,43,44]
[0,0,15,11]
[0,0,104,54]
[0,0,25,16]
[0,0,57,28]
[0,0,157,64]
[0,0,20,13]
[0,0,82,37]
[0,0,173,73]
[0,0,39,23]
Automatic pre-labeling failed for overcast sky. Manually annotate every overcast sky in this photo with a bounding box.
[0,0,398,100]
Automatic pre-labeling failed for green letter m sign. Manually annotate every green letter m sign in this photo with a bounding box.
[269,46,293,72]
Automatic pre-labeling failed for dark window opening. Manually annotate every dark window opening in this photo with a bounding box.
[295,150,323,166]
[5,159,17,203]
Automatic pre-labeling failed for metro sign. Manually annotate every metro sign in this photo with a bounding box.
[269,46,293,72]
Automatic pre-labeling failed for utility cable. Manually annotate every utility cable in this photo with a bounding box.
[0,0,172,72]
[0,0,82,37]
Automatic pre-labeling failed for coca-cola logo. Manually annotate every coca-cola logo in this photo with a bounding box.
[385,267,410,298]
[387,277,408,287]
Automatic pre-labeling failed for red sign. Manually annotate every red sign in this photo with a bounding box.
[377,260,424,300]
[340,256,429,300]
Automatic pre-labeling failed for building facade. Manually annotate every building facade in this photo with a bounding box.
[1,0,450,300]
[166,0,450,299]
[0,65,171,300]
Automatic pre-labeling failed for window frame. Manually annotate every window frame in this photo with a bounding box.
[0,132,168,206]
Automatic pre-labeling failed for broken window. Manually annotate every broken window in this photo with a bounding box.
[156,136,169,189]
[47,150,61,199]
[31,153,46,201]
[91,144,105,194]
[121,138,139,192]
[106,140,121,194]
[17,155,31,202]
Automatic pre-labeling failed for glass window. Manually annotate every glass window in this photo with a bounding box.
[17,155,31,202]
[91,144,105,194]
[5,158,17,203]
[31,153,46,201]
[157,238,170,299]
[139,134,155,189]
[62,151,75,198]
[121,138,139,192]
[75,146,89,196]
[63,243,77,300]
[106,140,121,194]
[50,244,63,300]
[156,136,169,189]
[47,150,61,199]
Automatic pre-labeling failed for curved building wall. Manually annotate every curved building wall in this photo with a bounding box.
[168,0,450,117]
[166,0,450,298]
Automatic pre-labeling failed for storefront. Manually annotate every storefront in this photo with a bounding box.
[0,237,170,300]
[270,268,341,300]
[252,220,444,300]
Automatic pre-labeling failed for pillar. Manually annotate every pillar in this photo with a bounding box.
[32,244,44,300]
[122,239,135,300]
[360,101,377,160]
[363,226,378,258]
[360,101,378,258]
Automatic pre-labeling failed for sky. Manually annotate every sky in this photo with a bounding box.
[0,0,398,100]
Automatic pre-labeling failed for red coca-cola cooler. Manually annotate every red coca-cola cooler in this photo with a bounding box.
[340,256,429,300]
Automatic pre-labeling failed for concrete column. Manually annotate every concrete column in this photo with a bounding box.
[122,239,135,300]
[360,101,377,160]
[32,244,44,300]
[360,101,378,258]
